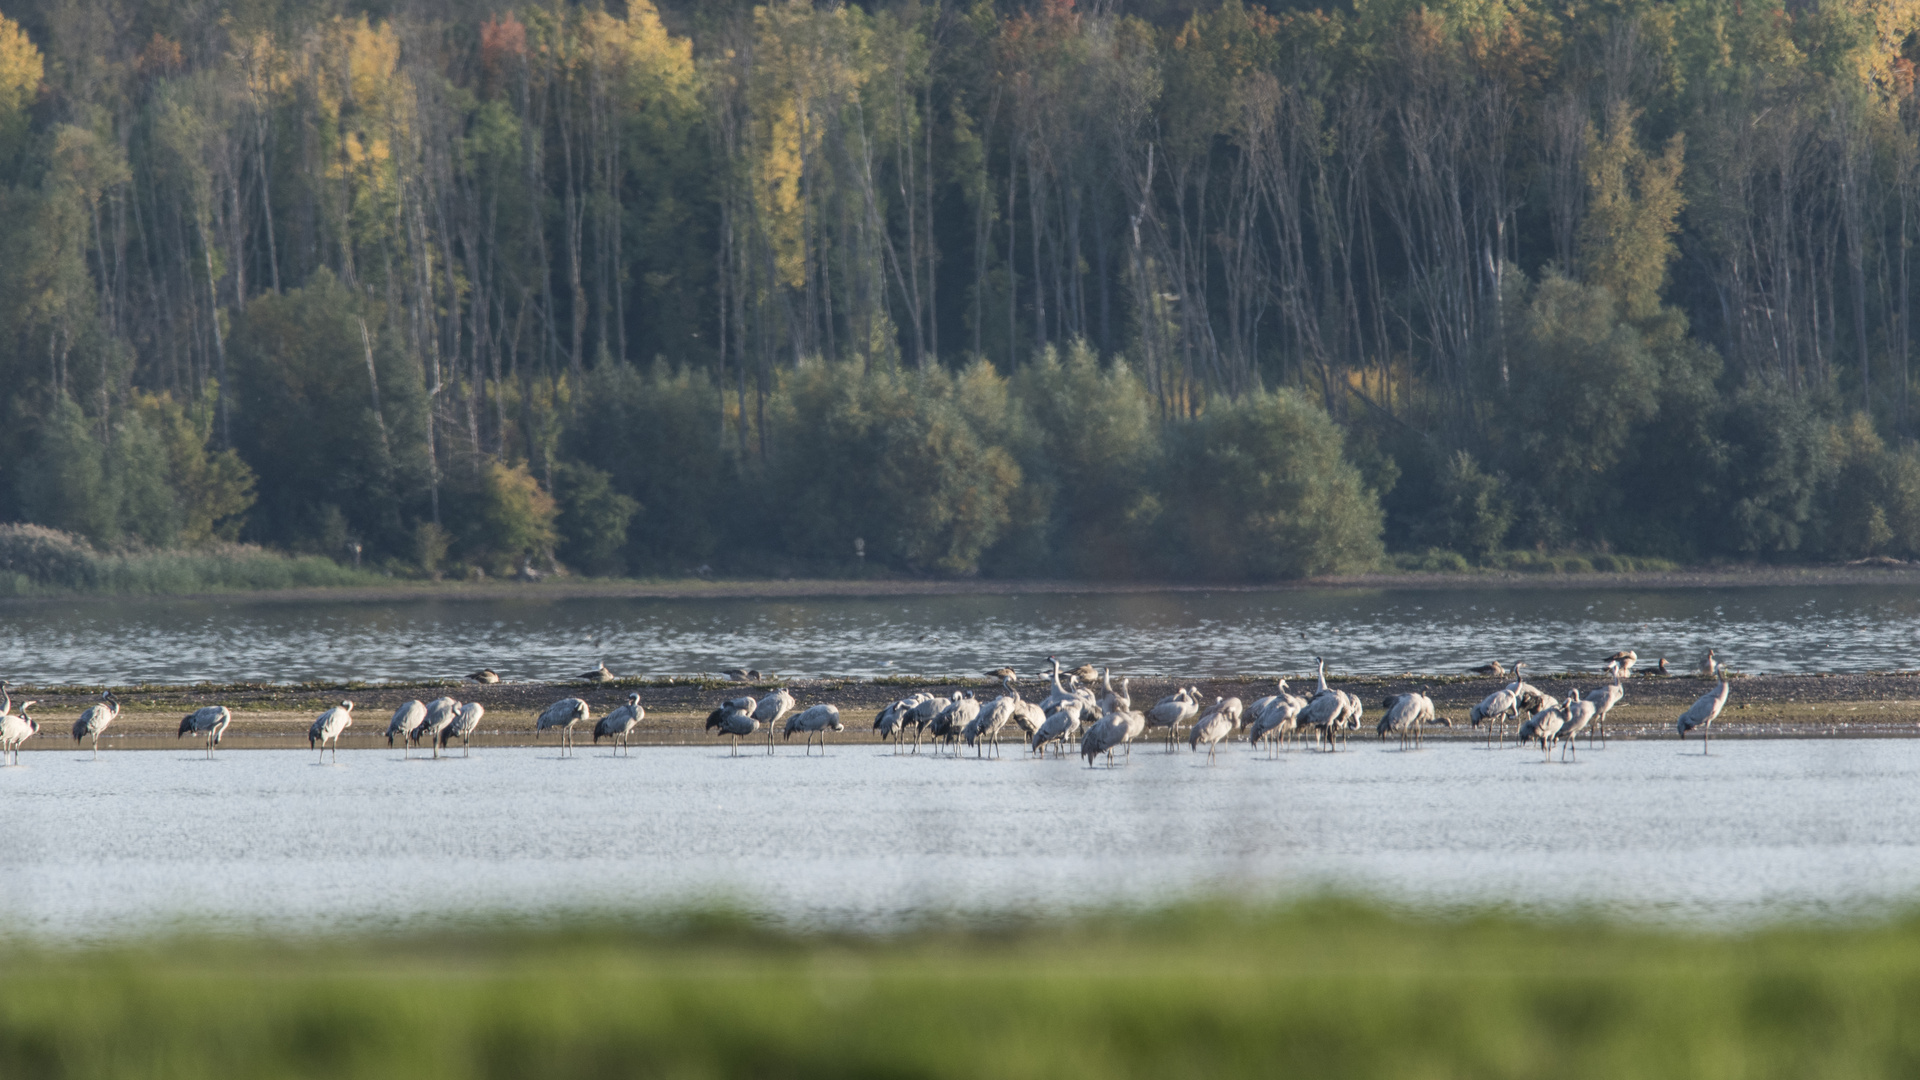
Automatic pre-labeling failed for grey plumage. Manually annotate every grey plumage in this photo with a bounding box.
[419,696,461,758]
[536,698,591,757]
[386,700,428,755]
[72,690,119,758]
[1678,679,1731,752]
[309,701,354,762]
[783,704,843,755]
[592,692,642,754]
[443,701,485,755]
[178,705,231,757]
[1,699,38,765]
[705,701,764,756]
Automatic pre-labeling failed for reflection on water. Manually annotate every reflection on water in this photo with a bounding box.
[0,585,1918,684]
[0,739,1914,938]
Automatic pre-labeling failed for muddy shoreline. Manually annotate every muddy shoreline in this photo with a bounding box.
[6,670,1919,752]
[5,564,1920,607]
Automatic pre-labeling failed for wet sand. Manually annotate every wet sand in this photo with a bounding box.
[6,670,1918,752]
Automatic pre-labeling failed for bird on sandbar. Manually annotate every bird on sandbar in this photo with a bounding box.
[467,668,500,685]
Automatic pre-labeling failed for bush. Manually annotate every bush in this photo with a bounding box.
[1157,389,1385,579]
[554,462,639,576]
[768,359,1022,576]
[563,362,733,574]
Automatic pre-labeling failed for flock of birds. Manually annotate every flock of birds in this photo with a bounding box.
[0,649,1734,765]
[857,650,1733,768]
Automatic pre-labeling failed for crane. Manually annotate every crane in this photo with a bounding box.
[536,698,591,757]
[593,692,643,755]
[783,704,844,755]
[71,690,119,759]
[443,701,485,756]
[386,700,427,757]
[1678,679,1731,753]
[178,706,231,757]
[309,701,354,762]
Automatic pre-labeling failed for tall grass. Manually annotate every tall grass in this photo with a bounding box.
[0,523,379,596]
[4,900,1919,1078]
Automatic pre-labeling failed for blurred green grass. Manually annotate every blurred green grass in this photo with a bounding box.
[4,900,1917,1078]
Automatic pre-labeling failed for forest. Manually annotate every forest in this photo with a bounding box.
[0,0,1917,582]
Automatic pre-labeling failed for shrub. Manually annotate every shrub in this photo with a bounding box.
[554,462,639,576]
[1157,389,1385,579]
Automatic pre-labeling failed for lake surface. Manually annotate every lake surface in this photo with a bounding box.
[1,585,1918,684]
[4,738,1918,939]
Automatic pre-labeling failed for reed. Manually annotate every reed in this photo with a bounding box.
[0,524,379,595]
[0,899,1914,1078]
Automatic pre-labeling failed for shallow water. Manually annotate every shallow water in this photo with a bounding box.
[3,585,1920,685]
[3,738,1917,938]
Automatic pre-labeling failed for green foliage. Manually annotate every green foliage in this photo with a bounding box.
[999,342,1162,576]
[1505,274,1661,540]
[464,462,558,574]
[1420,450,1513,563]
[1158,389,1385,579]
[11,901,1920,1077]
[769,359,1022,576]
[228,271,429,560]
[562,362,732,574]
[0,523,376,595]
[553,461,639,576]
[1822,413,1920,559]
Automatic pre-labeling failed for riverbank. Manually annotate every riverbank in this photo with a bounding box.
[8,670,1916,751]
[6,561,1920,606]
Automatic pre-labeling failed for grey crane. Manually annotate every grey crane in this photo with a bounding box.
[784,704,844,755]
[1583,675,1625,746]
[178,706,231,757]
[1,698,38,765]
[386,700,428,757]
[593,692,642,756]
[536,698,591,757]
[705,700,765,756]
[443,701,485,756]
[906,694,951,753]
[309,701,354,762]
[873,694,923,747]
[1080,707,1142,767]
[753,687,798,731]
[72,690,119,758]
[1146,687,1200,752]
[1031,697,1088,756]
[928,692,979,755]
[1558,695,1597,761]
[419,696,461,758]
[1514,695,1565,759]
[1188,698,1236,762]
[1467,685,1520,747]
[1098,672,1131,713]
[1247,688,1306,755]
[965,691,1021,758]
[1378,692,1436,749]
[467,668,500,684]
[1677,679,1732,753]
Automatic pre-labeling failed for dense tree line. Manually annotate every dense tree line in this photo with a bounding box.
[0,0,1918,580]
